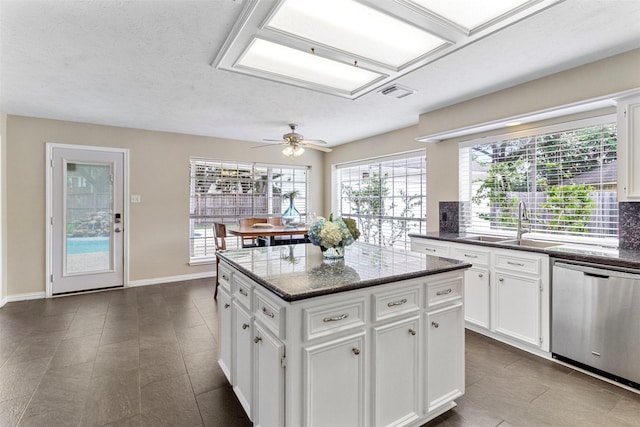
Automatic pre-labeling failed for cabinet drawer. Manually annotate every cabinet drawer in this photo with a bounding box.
[254,290,286,339]
[233,273,254,310]
[373,285,421,322]
[451,247,489,266]
[411,240,450,257]
[218,263,233,292]
[495,252,540,275]
[427,276,462,308]
[303,298,366,341]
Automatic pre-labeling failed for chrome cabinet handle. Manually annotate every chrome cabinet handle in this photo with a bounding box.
[222,274,229,281]
[387,298,407,307]
[224,303,230,309]
[239,288,248,296]
[499,278,504,282]
[242,323,249,330]
[436,288,452,296]
[352,347,360,355]
[424,248,436,252]
[254,336,262,344]
[409,328,416,336]
[507,261,524,267]
[478,273,484,278]
[323,313,349,323]
[262,307,275,318]
[464,254,478,258]
[431,321,439,328]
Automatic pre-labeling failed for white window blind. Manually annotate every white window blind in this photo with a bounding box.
[459,116,618,245]
[336,151,427,250]
[189,159,308,260]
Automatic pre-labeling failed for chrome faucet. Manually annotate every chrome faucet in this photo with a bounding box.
[517,200,531,240]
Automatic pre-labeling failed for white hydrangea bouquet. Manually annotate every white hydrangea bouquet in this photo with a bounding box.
[308,214,359,259]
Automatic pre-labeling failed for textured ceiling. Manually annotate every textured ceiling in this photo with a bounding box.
[1,0,639,146]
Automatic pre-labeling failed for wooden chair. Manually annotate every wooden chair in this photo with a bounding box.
[213,222,227,300]
[267,216,283,226]
[239,218,267,247]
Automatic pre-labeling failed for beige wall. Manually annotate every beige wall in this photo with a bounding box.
[5,116,324,297]
[1,113,6,305]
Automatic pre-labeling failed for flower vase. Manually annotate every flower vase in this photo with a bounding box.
[282,195,301,227]
[323,246,345,260]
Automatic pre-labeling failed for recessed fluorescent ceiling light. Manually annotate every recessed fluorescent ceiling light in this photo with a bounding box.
[408,0,531,31]
[266,0,447,69]
[237,38,382,93]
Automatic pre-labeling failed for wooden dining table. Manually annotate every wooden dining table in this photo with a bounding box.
[228,224,309,246]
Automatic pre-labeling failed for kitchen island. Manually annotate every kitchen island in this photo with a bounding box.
[216,242,470,427]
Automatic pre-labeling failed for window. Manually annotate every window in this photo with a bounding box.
[459,115,618,245]
[189,159,308,260]
[336,151,427,250]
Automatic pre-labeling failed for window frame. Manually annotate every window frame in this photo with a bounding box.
[459,114,618,247]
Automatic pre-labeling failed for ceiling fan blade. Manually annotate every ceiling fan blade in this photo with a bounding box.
[301,138,327,145]
[303,144,333,153]
[262,139,285,143]
[252,143,282,149]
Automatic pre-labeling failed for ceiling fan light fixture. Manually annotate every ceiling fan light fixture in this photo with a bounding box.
[282,144,305,159]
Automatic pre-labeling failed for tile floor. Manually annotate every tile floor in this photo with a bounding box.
[0,279,638,426]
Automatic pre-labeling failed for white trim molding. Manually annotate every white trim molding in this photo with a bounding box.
[127,271,215,288]
[2,292,47,305]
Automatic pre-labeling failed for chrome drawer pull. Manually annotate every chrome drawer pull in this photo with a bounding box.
[224,303,230,309]
[352,347,360,355]
[323,313,349,323]
[254,336,262,344]
[262,306,275,318]
[436,288,452,296]
[464,254,478,259]
[242,323,249,330]
[425,248,436,252]
[239,288,248,296]
[478,274,484,278]
[408,328,416,336]
[431,321,439,328]
[507,261,525,267]
[387,298,407,307]
[222,274,229,281]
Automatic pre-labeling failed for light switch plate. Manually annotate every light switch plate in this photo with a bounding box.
[131,194,141,203]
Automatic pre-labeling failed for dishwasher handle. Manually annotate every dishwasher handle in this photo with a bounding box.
[584,272,609,279]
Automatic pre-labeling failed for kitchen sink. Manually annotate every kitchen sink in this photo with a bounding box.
[500,239,561,249]
[461,235,510,243]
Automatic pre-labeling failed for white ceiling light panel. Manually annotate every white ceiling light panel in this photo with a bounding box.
[266,0,447,69]
[237,38,382,92]
[406,0,533,32]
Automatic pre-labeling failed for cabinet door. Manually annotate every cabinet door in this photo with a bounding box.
[494,271,540,346]
[618,98,640,200]
[426,303,464,413]
[464,267,490,329]
[217,287,233,382]
[303,332,366,427]
[373,316,420,427]
[232,302,253,419]
[253,322,285,427]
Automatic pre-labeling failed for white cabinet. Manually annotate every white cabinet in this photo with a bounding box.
[217,287,233,382]
[372,316,420,427]
[617,96,640,201]
[410,238,450,257]
[463,267,490,328]
[253,322,285,427]
[426,302,464,413]
[303,332,367,427]
[494,271,540,347]
[218,258,467,427]
[232,302,253,417]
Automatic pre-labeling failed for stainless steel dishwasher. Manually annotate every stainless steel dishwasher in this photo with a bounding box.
[552,259,640,389]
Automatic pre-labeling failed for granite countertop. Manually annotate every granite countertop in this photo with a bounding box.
[409,232,640,270]
[217,242,471,302]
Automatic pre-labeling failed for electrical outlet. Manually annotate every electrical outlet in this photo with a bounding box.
[131,194,141,203]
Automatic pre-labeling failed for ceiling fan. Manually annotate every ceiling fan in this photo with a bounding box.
[254,124,333,159]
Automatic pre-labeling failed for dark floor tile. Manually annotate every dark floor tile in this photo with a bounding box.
[0,396,30,427]
[139,346,186,387]
[184,349,228,396]
[196,386,251,427]
[175,324,216,356]
[81,368,140,427]
[64,312,106,339]
[0,356,50,402]
[50,333,101,368]
[140,374,202,427]
[92,338,139,378]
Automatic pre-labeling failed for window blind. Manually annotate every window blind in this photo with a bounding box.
[459,116,618,245]
[336,151,427,250]
[189,158,309,259]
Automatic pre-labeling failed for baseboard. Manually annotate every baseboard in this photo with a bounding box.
[1,291,47,305]
[127,271,215,288]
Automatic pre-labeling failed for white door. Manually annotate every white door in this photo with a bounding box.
[49,146,125,295]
